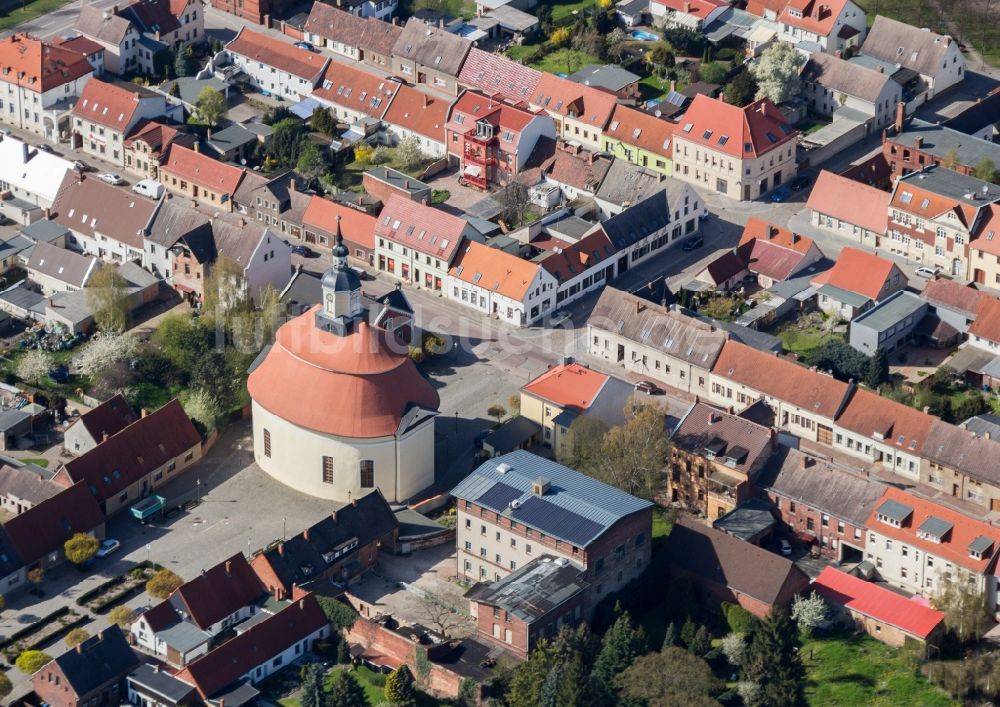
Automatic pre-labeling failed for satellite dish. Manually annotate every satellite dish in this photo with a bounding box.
[240,158,247,165]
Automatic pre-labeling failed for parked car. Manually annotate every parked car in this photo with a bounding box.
[915,266,939,278]
[634,380,661,394]
[98,173,124,185]
[681,235,704,251]
[292,245,317,258]
[294,41,315,52]
[71,160,89,172]
[132,179,164,199]
[35,144,52,153]
[779,539,792,556]
[789,175,812,191]
[96,538,121,558]
[770,186,791,203]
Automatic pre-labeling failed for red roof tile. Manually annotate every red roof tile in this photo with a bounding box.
[172,554,266,629]
[539,229,616,283]
[807,170,889,235]
[55,35,104,57]
[448,91,536,136]
[676,94,796,159]
[382,84,449,142]
[836,388,936,455]
[532,73,617,129]
[651,0,726,16]
[972,205,1000,256]
[813,566,944,639]
[737,217,817,281]
[302,196,376,250]
[226,27,328,82]
[522,362,609,411]
[124,120,189,155]
[745,0,785,16]
[449,241,540,301]
[778,0,849,37]
[969,297,1000,344]
[810,246,900,300]
[72,78,157,132]
[70,393,137,443]
[457,48,543,104]
[313,63,399,120]
[0,33,93,93]
[920,277,994,318]
[161,144,246,195]
[374,195,468,261]
[4,481,104,563]
[604,104,675,157]
[303,2,367,44]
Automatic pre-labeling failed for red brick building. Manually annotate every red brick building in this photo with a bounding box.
[362,166,430,206]
[34,626,138,707]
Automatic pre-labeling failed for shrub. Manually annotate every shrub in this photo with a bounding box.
[549,27,571,47]
[64,627,89,647]
[315,595,359,632]
[15,650,52,674]
[723,602,756,635]
[146,569,183,599]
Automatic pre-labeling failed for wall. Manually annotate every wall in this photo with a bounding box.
[810,209,882,249]
[768,489,866,562]
[242,229,292,303]
[673,136,796,201]
[228,51,322,101]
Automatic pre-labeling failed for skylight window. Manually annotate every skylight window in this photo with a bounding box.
[610,120,619,130]
[702,129,713,140]
[766,132,778,143]
[682,123,693,133]
[717,135,729,146]
[920,198,929,209]
[900,191,913,204]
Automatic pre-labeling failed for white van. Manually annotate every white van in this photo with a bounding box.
[132,179,164,199]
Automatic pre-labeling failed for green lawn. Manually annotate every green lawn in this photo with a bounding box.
[774,322,843,360]
[0,0,75,32]
[278,666,445,707]
[19,457,49,468]
[407,0,476,19]
[529,47,600,75]
[544,0,599,25]
[802,633,956,707]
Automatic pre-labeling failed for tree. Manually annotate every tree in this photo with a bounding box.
[328,670,366,707]
[203,255,250,331]
[592,611,646,698]
[976,158,998,184]
[487,403,507,423]
[64,627,90,647]
[572,27,604,59]
[394,135,426,172]
[940,148,961,169]
[353,143,374,167]
[617,647,722,704]
[86,263,130,332]
[935,573,992,643]
[26,567,43,588]
[315,595,359,631]
[146,568,183,599]
[76,332,138,378]
[300,663,327,707]
[16,350,50,384]
[589,403,669,499]
[750,42,804,104]
[63,533,99,565]
[720,632,748,668]
[689,625,712,656]
[296,141,330,183]
[866,346,890,388]
[384,664,415,705]
[701,294,741,321]
[153,48,174,80]
[269,118,307,168]
[699,61,728,85]
[955,392,989,422]
[507,394,521,416]
[336,638,351,664]
[183,388,221,431]
[662,27,707,56]
[722,602,756,635]
[195,87,228,127]
[499,181,530,229]
[0,672,11,700]
[169,81,181,98]
[507,639,556,707]
[174,46,197,77]
[662,621,678,649]
[743,607,805,707]
[549,27,571,47]
[15,650,52,674]
[606,28,628,62]
[646,43,675,79]
[680,617,698,647]
[108,605,133,629]
[790,591,828,637]
[310,105,337,136]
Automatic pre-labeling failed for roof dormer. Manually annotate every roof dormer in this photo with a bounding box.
[875,498,912,528]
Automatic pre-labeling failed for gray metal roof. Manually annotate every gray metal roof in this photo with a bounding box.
[896,163,1000,207]
[712,497,776,541]
[969,535,995,555]
[892,120,1000,174]
[0,409,30,432]
[877,498,913,522]
[128,664,196,702]
[817,283,871,309]
[451,450,652,548]
[918,516,953,540]
[568,64,641,93]
[467,555,587,622]
[20,219,70,243]
[483,416,541,455]
[156,619,210,653]
[851,291,927,334]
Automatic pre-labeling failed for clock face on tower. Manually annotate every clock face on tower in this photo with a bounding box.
[326,293,334,312]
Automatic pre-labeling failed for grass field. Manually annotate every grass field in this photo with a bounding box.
[278,666,446,707]
[773,320,843,359]
[802,632,956,706]
[0,0,74,32]
[530,48,600,75]
[545,0,599,24]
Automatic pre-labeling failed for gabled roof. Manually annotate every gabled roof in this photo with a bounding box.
[0,464,61,506]
[74,5,134,45]
[890,167,1000,231]
[176,595,328,699]
[801,52,893,103]
[861,16,958,78]
[381,84,449,142]
[866,486,1000,574]
[55,35,105,57]
[972,205,1000,257]
[161,144,246,195]
[920,277,993,318]
[650,0,726,17]
[810,246,900,300]
[969,297,1000,344]
[452,451,653,548]
[449,241,540,301]
[120,0,183,36]
[302,195,376,250]
[170,554,265,629]
[70,393,137,443]
[836,387,936,454]
[567,64,641,93]
[457,47,542,104]
[599,179,691,248]
[51,174,160,250]
[519,139,611,193]
[813,566,944,639]
[4,481,104,564]
[699,250,746,286]
[532,73,617,129]
[146,197,211,248]
[26,240,98,288]
[72,78,160,133]
[603,104,674,157]
[522,362,608,412]
[711,340,851,418]
[123,120,190,155]
[665,516,809,605]
[807,170,889,235]
[359,16,402,56]
[778,0,850,37]
[924,418,1000,485]
[738,217,817,281]
[538,229,616,284]
[448,91,537,136]
[313,62,399,120]
[374,195,468,261]
[676,94,796,158]
[303,2,368,46]
[43,627,139,695]
[59,399,200,503]
[673,401,774,476]
[391,18,471,77]
[0,137,75,205]
[0,33,93,93]
[226,27,328,83]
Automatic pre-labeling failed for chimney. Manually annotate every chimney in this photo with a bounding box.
[331,510,337,522]
[404,179,410,189]
[141,407,149,418]
[225,560,232,575]
[986,431,992,440]
[914,136,923,149]
[683,0,690,11]
[707,412,719,424]
[423,94,429,108]
[299,598,305,610]
[392,16,398,25]
[76,642,85,654]
[438,18,444,28]
[303,528,310,541]
[767,225,776,239]
[878,65,884,74]
[193,141,200,153]
[792,233,799,244]
[802,455,815,469]
[761,102,767,117]
[923,405,931,414]
[670,80,677,93]
[277,542,285,556]
[834,50,842,59]
[636,299,643,314]
[894,102,905,133]
[289,178,296,192]
[206,128,212,141]
[102,432,109,442]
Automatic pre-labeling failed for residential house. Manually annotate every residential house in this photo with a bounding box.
[332,0,397,21]
[357,17,402,71]
[72,78,176,167]
[451,450,653,604]
[26,240,98,294]
[849,290,930,354]
[374,195,477,292]
[63,393,137,455]
[381,84,449,158]
[807,169,889,248]
[519,361,633,460]
[772,0,867,54]
[209,0,295,25]
[860,16,964,106]
[650,0,728,30]
[465,555,588,658]
[33,627,139,707]
[0,462,61,516]
[920,276,995,336]
[800,51,900,129]
[883,116,1000,182]
[251,490,399,598]
[73,6,140,75]
[126,664,196,707]
[968,297,1000,353]
[446,90,555,189]
[672,95,797,201]
[969,205,1000,291]
[601,105,674,177]
[457,47,543,105]
[810,246,906,319]
[530,74,617,153]
[204,122,271,164]
[736,217,823,288]
[119,0,204,57]
[123,120,194,181]
[865,486,1000,613]
[0,34,94,143]
[390,18,472,95]
[921,418,1000,512]
[52,399,201,515]
[708,340,853,443]
[760,446,885,562]
[813,566,945,647]
[56,36,106,77]
[301,196,376,263]
[566,64,641,101]
[225,28,329,101]
[51,173,160,263]
[587,287,728,396]
[311,62,399,126]
[538,226,618,310]
[173,595,330,703]
[362,166,430,205]
[303,3,368,59]
[668,401,777,518]
[886,167,1000,280]
[236,171,310,239]
[159,144,247,209]
[664,516,809,618]
[0,137,76,216]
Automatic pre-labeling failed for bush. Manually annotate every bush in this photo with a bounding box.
[716,47,737,61]
[316,595,359,632]
[15,650,52,674]
[698,61,729,85]
[146,569,183,599]
[723,602,756,634]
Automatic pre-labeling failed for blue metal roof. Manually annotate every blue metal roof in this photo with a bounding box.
[451,451,653,548]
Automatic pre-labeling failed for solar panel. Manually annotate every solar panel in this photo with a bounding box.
[476,482,521,512]
[511,496,604,546]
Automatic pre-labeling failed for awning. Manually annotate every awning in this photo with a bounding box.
[707,470,743,488]
[464,164,483,178]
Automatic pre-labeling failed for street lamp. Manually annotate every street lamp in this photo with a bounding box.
[145,543,151,564]
[196,478,201,505]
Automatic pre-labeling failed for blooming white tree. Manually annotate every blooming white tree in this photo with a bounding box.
[720,632,747,668]
[751,42,804,104]
[183,388,220,431]
[791,591,828,637]
[16,350,51,383]
[75,332,138,378]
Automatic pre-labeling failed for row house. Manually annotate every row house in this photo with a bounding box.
[374,194,479,292]
[159,143,247,209]
[969,206,1000,291]
[601,104,675,177]
[118,0,204,55]
[760,446,886,563]
[708,340,854,444]
[668,401,777,518]
[800,52,901,129]
[920,276,996,337]
[529,73,616,153]
[883,115,1000,182]
[451,451,653,605]
[382,84,449,158]
[26,241,97,295]
[540,227,618,311]
[390,18,471,96]
[234,170,311,239]
[457,47,542,106]
[225,28,328,102]
[672,95,798,202]
[0,34,94,143]
[807,169,888,248]
[587,287,728,397]
[71,78,177,167]
[922,418,1000,512]
[865,486,1000,614]
[51,173,160,263]
[886,167,1000,280]
[810,246,906,320]
[123,119,193,181]
[302,195,377,263]
[775,0,867,54]
[311,61,399,126]
[63,393,137,456]
[446,90,555,189]
[74,6,141,75]
[303,3,400,61]
[34,627,139,707]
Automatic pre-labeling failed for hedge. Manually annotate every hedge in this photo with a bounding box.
[0,607,68,651]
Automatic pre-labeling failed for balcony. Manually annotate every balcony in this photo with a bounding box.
[464,144,497,167]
